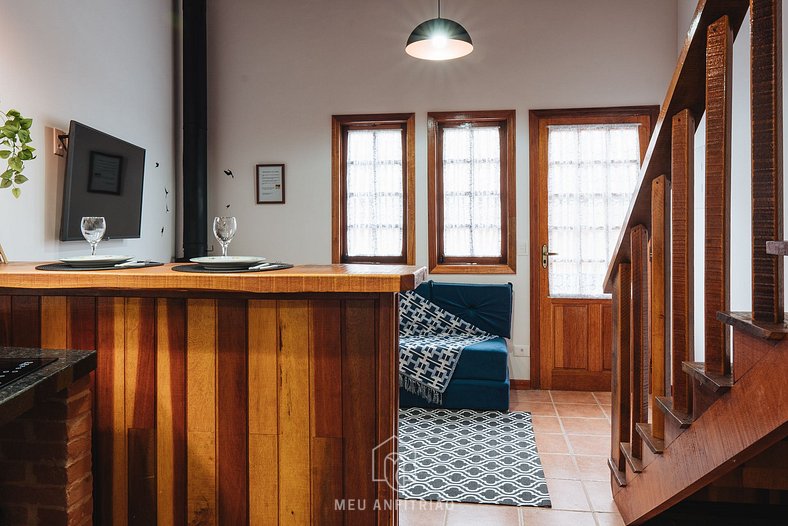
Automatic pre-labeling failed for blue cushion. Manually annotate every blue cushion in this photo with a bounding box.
[452,337,508,382]
[399,371,510,412]
[413,281,513,338]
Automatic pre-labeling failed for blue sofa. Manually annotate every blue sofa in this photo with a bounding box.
[399,280,513,411]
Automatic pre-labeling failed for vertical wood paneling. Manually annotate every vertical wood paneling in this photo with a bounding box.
[588,305,603,373]
[611,264,631,474]
[40,296,67,349]
[650,175,670,440]
[68,297,97,351]
[278,300,312,525]
[376,293,398,526]
[216,299,249,526]
[602,305,613,372]
[0,296,10,346]
[157,298,186,526]
[751,0,784,323]
[343,300,377,526]
[630,226,649,459]
[186,299,217,526]
[11,296,40,347]
[704,15,733,376]
[310,300,344,526]
[248,300,279,526]
[671,109,695,415]
[96,297,127,526]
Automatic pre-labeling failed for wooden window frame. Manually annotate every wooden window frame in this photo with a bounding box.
[331,113,415,265]
[527,105,659,389]
[427,110,516,274]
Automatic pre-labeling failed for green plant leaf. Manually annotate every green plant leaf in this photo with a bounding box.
[0,179,11,189]
[9,157,22,171]
[1,170,12,180]
[19,118,32,130]
[0,150,10,159]
[13,174,28,185]
[19,150,32,161]
[11,187,20,198]
[17,129,30,143]
[7,110,20,118]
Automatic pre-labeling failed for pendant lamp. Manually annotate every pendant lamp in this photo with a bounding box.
[405,0,473,61]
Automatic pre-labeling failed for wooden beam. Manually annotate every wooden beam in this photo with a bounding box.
[751,0,784,323]
[704,15,734,377]
[671,109,696,415]
[650,175,670,440]
[611,263,632,479]
[630,226,649,459]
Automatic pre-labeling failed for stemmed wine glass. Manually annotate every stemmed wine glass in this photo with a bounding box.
[80,217,106,256]
[213,216,237,257]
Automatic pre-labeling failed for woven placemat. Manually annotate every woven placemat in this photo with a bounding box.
[171,263,293,274]
[36,262,164,272]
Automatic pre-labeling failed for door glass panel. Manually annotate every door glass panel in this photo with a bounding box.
[547,124,641,298]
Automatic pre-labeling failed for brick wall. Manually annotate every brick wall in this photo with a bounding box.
[0,376,93,526]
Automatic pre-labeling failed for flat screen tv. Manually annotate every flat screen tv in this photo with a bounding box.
[59,120,146,241]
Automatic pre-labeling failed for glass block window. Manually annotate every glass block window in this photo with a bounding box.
[547,124,642,297]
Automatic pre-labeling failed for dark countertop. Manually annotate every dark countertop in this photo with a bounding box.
[0,347,97,427]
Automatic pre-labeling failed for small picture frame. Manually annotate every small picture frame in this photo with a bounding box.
[256,164,285,204]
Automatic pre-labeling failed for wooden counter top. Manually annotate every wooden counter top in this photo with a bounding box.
[0,262,427,294]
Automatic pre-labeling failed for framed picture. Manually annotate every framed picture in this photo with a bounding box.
[256,164,285,204]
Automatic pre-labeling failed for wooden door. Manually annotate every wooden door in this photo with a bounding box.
[529,107,655,391]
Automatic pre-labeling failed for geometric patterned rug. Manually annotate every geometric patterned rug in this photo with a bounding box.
[398,408,551,507]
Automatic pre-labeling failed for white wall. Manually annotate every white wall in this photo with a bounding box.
[0,0,177,263]
[676,5,788,361]
[206,0,679,380]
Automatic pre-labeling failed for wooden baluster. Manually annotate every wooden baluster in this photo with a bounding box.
[610,262,631,485]
[671,110,695,415]
[704,15,733,376]
[751,0,784,323]
[650,176,670,440]
[630,225,649,460]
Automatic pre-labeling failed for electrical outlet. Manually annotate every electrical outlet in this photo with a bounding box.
[513,344,529,357]
[517,241,528,256]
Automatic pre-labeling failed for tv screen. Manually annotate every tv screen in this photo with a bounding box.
[59,120,146,241]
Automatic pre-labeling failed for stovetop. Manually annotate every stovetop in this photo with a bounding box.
[0,358,56,389]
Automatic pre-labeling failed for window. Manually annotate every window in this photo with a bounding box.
[427,110,516,274]
[331,114,415,264]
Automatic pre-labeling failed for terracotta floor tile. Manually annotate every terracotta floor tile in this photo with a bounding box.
[550,391,597,404]
[583,481,617,512]
[554,403,606,419]
[567,435,611,456]
[560,417,611,436]
[538,454,580,479]
[510,401,556,416]
[511,389,552,402]
[535,433,570,454]
[594,511,626,526]
[520,508,597,526]
[593,391,612,405]
[575,455,611,481]
[399,500,448,526]
[545,479,591,511]
[531,415,562,434]
[445,502,519,525]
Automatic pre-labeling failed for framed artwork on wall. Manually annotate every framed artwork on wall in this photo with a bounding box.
[256,164,285,204]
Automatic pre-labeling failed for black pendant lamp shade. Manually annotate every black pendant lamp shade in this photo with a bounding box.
[406,2,473,61]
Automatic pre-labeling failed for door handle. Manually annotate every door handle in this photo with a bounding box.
[541,244,558,269]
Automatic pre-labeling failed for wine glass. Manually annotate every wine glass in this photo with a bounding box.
[213,216,237,257]
[80,217,106,256]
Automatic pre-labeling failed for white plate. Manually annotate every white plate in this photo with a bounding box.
[60,255,134,268]
[190,256,266,270]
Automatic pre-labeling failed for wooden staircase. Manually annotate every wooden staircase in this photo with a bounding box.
[603,0,788,523]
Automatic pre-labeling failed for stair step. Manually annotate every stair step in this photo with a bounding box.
[655,396,693,428]
[620,442,644,473]
[681,362,734,392]
[635,423,665,454]
[607,457,627,487]
[717,311,788,341]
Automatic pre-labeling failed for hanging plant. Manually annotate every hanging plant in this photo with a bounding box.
[0,108,35,198]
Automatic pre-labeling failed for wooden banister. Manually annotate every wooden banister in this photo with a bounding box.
[610,263,631,486]
[650,176,670,440]
[630,226,649,460]
[750,0,784,323]
[671,109,696,416]
[704,15,733,377]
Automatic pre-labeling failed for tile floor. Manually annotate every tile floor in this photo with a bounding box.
[398,390,624,526]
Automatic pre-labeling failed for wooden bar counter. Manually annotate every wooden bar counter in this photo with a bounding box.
[0,262,426,526]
